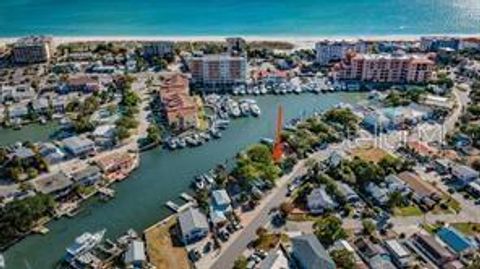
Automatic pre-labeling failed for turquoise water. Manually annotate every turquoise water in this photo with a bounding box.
[0,0,479,37]
[3,93,366,269]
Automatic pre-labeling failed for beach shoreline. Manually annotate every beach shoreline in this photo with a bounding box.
[1,33,480,49]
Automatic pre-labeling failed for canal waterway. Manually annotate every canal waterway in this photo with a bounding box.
[3,93,366,269]
[0,122,59,146]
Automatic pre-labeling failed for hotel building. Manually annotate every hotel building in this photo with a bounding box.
[315,40,368,65]
[158,72,198,130]
[142,41,174,57]
[187,54,247,88]
[332,51,435,83]
[13,36,53,64]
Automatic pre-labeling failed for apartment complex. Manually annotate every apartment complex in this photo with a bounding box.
[13,36,53,64]
[187,54,247,87]
[142,41,174,57]
[315,40,368,65]
[332,51,435,83]
[158,72,198,130]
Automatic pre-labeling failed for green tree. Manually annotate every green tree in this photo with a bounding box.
[313,215,347,247]
[362,219,376,236]
[387,191,404,209]
[233,256,248,269]
[331,249,355,269]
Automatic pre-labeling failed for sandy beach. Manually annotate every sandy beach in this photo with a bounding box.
[1,33,480,50]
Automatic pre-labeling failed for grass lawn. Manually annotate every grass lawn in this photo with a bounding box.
[254,233,289,251]
[351,146,392,163]
[144,218,190,269]
[451,223,480,235]
[287,212,323,222]
[393,205,423,216]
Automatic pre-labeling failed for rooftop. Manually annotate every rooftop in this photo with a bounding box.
[178,207,208,237]
[32,172,73,195]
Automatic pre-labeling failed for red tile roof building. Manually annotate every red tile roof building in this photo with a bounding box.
[332,51,435,83]
[158,73,198,130]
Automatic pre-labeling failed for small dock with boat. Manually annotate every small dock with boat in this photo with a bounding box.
[165,193,197,213]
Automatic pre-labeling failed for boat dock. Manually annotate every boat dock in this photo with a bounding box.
[165,200,194,213]
[97,187,115,198]
[180,192,195,203]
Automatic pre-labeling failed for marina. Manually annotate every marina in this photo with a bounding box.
[2,93,366,269]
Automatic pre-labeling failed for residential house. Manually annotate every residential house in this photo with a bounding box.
[124,240,147,268]
[451,164,479,184]
[0,85,35,103]
[437,227,477,255]
[291,234,336,269]
[95,152,135,176]
[61,76,100,93]
[434,159,452,175]
[31,98,50,115]
[423,94,453,110]
[8,104,29,119]
[31,172,74,199]
[412,233,456,267]
[257,248,291,269]
[70,165,103,186]
[365,182,389,205]
[11,146,36,166]
[384,239,413,268]
[336,182,360,203]
[407,140,438,161]
[385,174,411,197]
[51,97,67,113]
[39,142,65,164]
[210,189,232,225]
[398,171,441,206]
[62,136,95,157]
[92,124,117,148]
[178,207,209,244]
[307,187,337,214]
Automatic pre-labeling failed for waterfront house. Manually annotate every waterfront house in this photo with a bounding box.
[157,72,199,130]
[365,182,389,205]
[11,146,36,166]
[62,136,95,157]
[124,240,146,268]
[8,104,29,119]
[70,165,102,186]
[291,234,336,269]
[384,239,413,268]
[212,189,232,212]
[178,207,209,245]
[38,142,65,164]
[412,233,455,267]
[451,164,479,184]
[437,226,477,255]
[307,187,337,214]
[92,124,117,148]
[95,152,135,178]
[31,172,73,199]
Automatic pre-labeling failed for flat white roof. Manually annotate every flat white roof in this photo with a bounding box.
[385,239,410,258]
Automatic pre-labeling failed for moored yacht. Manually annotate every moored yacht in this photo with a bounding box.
[65,230,106,262]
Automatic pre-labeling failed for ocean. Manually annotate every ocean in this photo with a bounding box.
[0,0,479,37]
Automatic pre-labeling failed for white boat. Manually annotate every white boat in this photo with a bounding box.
[199,132,211,141]
[203,174,215,185]
[177,138,187,148]
[0,254,4,268]
[294,86,302,94]
[250,103,261,117]
[260,85,268,94]
[167,138,177,150]
[240,102,250,116]
[194,176,205,190]
[65,230,106,261]
[253,87,260,95]
[185,136,197,146]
